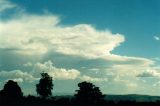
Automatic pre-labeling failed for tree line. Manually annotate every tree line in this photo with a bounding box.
[0,72,104,106]
[1,72,160,106]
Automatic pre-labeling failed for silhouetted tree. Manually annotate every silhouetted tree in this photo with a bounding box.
[0,80,23,98]
[74,81,104,104]
[36,72,53,98]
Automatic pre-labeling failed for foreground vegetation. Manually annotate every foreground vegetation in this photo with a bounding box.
[1,95,160,106]
[1,72,160,106]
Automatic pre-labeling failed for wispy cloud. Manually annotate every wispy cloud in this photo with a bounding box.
[80,75,108,82]
[0,0,17,12]
[154,36,160,41]
[152,57,160,61]
[0,70,38,82]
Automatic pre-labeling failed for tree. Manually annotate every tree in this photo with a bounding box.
[36,72,53,98]
[0,80,23,98]
[74,81,104,104]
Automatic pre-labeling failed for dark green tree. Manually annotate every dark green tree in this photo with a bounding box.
[36,72,53,98]
[0,80,23,98]
[74,81,104,104]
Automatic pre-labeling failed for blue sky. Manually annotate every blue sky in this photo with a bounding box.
[0,0,160,96]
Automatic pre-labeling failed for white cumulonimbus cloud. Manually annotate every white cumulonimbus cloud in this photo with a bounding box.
[0,13,156,84]
[0,1,159,94]
[0,13,154,66]
[0,14,124,59]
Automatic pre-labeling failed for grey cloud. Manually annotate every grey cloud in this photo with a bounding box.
[137,72,155,77]
[136,71,160,78]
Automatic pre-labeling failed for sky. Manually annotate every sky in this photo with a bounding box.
[0,0,160,96]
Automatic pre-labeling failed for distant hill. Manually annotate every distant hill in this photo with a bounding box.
[55,94,160,102]
[104,94,160,102]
